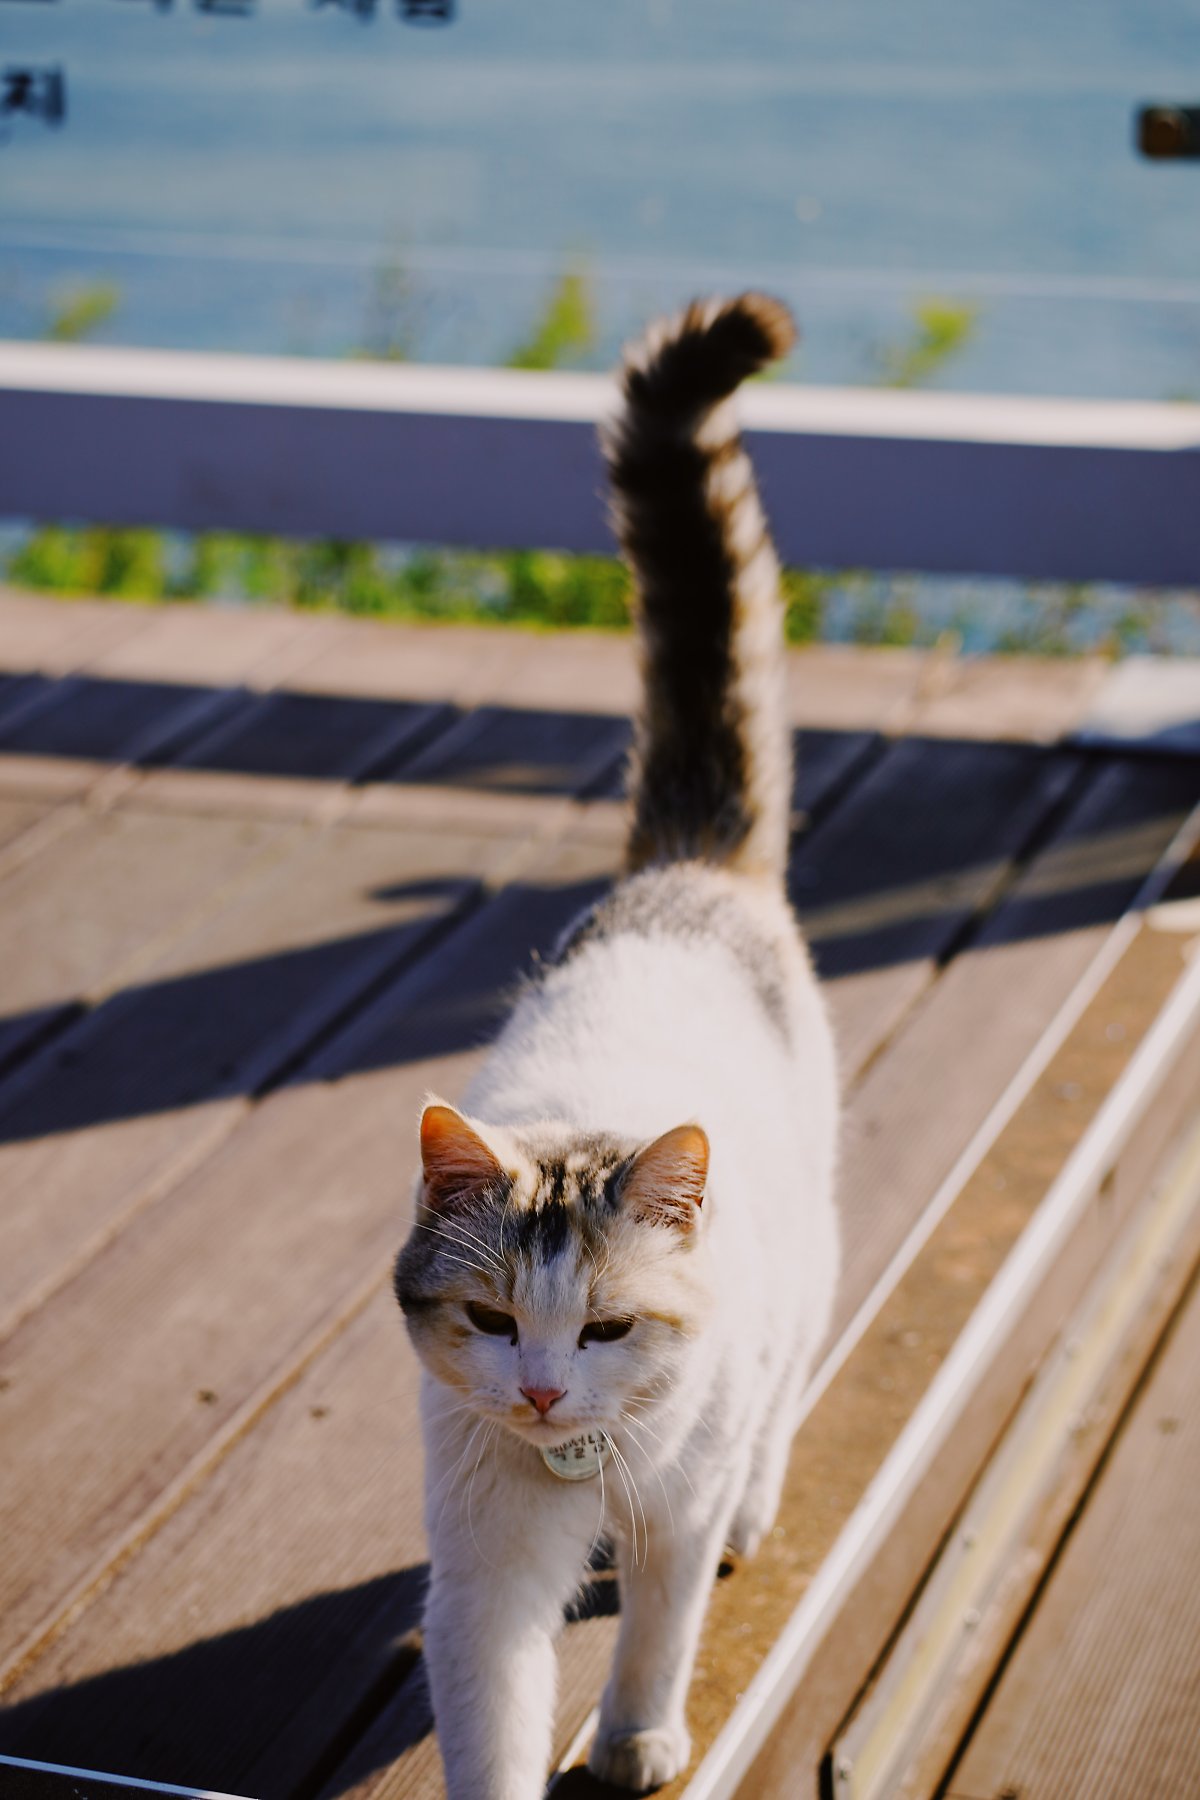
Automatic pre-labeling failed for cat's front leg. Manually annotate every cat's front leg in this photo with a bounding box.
[423,1453,594,1800]
[589,1477,739,1792]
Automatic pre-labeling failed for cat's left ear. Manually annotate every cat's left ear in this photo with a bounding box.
[621,1123,709,1232]
[419,1102,505,1215]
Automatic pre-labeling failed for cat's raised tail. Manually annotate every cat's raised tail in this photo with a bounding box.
[604,291,797,884]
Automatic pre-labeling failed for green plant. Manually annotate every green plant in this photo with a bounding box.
[507,271,595,371]
[879,297,978,389]
[9,524,166,597]
[45,281,120,343]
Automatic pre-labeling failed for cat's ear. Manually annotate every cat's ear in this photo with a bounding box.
[418,1102,505,1214]
[621,1123,709,1232]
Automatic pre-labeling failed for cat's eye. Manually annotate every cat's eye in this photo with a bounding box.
[578,1317,634,1347]
[466,1301,518,1342]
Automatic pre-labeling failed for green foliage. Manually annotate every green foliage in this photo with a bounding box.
[501,550,628,627]
[506,271,595,371]
[45,283,121,343]
[8,524,166,597]
[780,569,826,643]
[880,297,979,389]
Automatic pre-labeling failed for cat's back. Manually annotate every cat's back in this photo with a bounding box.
[471,864,836,1168]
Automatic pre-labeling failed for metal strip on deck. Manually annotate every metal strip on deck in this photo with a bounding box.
[0,1754,251,1800]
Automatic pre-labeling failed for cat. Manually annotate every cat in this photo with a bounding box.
[393,292,840,1800]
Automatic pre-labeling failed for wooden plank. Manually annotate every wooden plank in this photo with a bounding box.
[349,703,632,843]
[0,796,51,859]
[0,1292,418,1797]
[948,1271,1200,1800]
[796,738,1080,1078]
[830,1099,1200,1800]
[127,688,453,823]
[0,674,240,802]
[0,743,1127,1795]
[0,601,330,852]
[0,828,617,1682]
[783,648,930,739]
[282,617,548,712]
[0,662,644,1670]
[0,674,83,738]
[695,900,1200,1800]
[0,808,294,1077]
[0,600,344,811]
[905,652,1108,745]
[0,819,495,1341]
[829,754,1200,1337]
[77,601,311,692]
[0,588,152,675]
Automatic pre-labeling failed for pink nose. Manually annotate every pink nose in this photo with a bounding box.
[521,1385,566,1416]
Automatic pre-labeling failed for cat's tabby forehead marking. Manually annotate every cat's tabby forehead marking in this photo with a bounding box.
[497,1148,627,1276]
[393,1140,631,1317]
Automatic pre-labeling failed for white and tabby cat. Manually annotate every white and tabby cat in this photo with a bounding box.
[394,293,840,1799]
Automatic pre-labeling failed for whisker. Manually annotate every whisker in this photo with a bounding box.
[413,1215,507,1276]
[432,1417,488,1539]
[607,1434,649,1571]
[587,1441,608,1568]
[407,1239,493,1281]
[606,1438,641,1570]
[618,1412,675,1534]
[345,1397,481,1492]
[465,1421,499,1568]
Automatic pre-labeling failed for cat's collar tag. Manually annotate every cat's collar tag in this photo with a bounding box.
[541,1429,610,1482]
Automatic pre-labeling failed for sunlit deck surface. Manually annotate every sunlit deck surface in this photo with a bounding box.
[0,588,1197,1800]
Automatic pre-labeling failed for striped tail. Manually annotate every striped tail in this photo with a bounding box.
[603,292,796,884]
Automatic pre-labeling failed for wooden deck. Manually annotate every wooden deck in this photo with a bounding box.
[945,1266,1200,1800]
[0,589,1198,1800]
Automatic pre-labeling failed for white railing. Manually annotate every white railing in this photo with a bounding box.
[2,340,1198,585]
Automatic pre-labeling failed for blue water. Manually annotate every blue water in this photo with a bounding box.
[3,0,1200,396]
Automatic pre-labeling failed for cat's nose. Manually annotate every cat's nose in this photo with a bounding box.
[521,1385,566,1415]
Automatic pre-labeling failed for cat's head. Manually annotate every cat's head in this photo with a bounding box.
[394,1101,713,1447]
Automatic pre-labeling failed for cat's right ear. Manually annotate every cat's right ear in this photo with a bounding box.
[418,1103,505,1214]
[621,1123,709,1232]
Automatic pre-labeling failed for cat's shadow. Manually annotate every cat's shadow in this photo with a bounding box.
[0,1560,628,1800]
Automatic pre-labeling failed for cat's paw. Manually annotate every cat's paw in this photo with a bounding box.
[726,1492,773,1560]
[588,1722,691,1792]
[724,1517,763,1560]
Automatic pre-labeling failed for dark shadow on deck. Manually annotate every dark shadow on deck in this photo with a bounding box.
[0,1560,622,1800]
[0,668,636,798]
[0,741,1197,1144]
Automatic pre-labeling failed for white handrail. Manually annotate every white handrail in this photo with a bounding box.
[2,342,1198,584]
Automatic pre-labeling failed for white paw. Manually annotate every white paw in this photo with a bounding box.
[588,1721,691,1792]
[726,1488,775,1560]
[724,1516,763,1560]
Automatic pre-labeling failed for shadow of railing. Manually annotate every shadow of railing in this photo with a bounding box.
[0,782,1195,1146]
[0,685,1198,1148]
[0,668,638,798]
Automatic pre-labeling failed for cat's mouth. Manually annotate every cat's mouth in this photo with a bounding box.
[507,1409,592,1445]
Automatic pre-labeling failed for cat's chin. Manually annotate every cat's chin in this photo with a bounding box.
[505,1412,596,1447]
